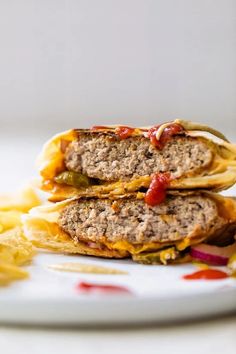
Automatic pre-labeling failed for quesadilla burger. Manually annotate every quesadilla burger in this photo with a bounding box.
[23,192,236,264]
[38,120,236,202]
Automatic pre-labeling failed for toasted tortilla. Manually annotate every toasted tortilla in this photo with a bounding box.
[37,120,236,201]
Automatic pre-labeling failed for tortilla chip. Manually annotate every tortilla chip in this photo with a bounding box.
[0,227,35,286]
[0,263,29,285]
[0,187,40,286]
[0,187,41,213]
[0,227,35,265]
[0,210,22,233]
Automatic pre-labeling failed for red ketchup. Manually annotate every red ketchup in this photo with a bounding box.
[76,281,132,294]
[147,123,184,149]
[115,126,135,139]
[145,173,171,206]
[183,269,229,281]
[91,125,135,139]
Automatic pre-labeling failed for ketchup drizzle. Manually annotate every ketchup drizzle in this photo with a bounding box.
[92,123,184,146]
[91,125,135,139]
[115,126,135,139]
[147,123,184,149]
[145,173,171,206]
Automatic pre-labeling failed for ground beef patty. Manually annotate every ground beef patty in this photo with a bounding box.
[58,196,224,244]
[64,134,213,181]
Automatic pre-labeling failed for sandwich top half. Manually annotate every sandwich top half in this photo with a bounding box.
[38,120,236,202]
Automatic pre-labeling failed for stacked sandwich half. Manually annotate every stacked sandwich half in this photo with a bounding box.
[24,120,236,264]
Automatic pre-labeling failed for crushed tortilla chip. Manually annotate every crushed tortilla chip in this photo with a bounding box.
[0,187,41,213]
[0,187,40,286]
[0,227,35,285]
[0,263,29,285]
[0,187,41,234]
[0,210,23,233]
[0,227,35,265]
[48,262,128,275]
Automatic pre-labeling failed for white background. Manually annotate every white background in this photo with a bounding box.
[0,0,235,137]
[0,2,235,353]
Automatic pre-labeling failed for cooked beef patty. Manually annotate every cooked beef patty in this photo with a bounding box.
[64,134,213,181]
[58,196,224,244]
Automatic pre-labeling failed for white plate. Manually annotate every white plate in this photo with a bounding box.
[0,140,235,325]
[0,252,235,325]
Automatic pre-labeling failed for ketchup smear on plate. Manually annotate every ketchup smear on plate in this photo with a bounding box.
[147,123,184,149]
[145,173,171,206]
[76,281,132,294]
[183,269,229,280]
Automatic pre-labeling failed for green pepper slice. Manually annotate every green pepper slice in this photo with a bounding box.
[55,171,94,188]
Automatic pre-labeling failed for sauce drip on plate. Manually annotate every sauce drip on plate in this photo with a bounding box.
[183,269,229,280]
[147,123,184,149]
[145,173,171,206]
[76,281,131,294]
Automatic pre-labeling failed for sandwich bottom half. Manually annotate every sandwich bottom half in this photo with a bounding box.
[23,192,236,264]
